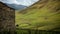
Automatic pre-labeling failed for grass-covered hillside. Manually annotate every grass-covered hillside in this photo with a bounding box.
[15,0,60,31]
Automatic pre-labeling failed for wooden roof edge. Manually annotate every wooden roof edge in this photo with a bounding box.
[0,1,15,10]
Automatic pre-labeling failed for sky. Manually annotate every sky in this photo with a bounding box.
[0,0,39,6]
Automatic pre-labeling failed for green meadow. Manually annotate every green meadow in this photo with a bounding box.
[15,0,60,34]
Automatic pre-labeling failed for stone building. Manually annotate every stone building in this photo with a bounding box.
[0,2,15,34]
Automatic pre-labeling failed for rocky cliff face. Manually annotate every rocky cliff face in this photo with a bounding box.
[16,0,60,30]
[0,2,15,33]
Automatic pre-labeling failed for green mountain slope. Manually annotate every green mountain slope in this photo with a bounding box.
[16,0,60,30]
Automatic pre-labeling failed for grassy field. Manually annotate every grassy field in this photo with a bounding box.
[15,0,60,31]
[16,28,60,34]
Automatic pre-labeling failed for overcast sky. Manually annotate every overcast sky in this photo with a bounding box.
[0,0,39,6]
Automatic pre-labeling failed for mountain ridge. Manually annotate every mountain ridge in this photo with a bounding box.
[6,3,27,10]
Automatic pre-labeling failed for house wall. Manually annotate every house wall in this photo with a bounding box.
[0,2,15,33]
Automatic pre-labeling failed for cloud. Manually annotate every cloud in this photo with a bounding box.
[0,0,20,4]
[0,0,39,6]
[17,0,39,6]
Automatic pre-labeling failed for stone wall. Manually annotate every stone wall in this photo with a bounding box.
[0,2,15,33]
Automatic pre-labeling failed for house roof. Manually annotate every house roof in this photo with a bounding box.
[0,1,15,10]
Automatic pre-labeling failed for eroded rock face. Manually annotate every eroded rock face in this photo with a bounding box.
[0,2,15,33]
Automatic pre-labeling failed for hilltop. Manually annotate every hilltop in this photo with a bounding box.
[16,0,60,31]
